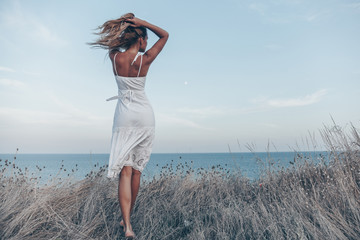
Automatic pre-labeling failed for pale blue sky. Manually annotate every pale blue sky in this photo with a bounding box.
[0,0,359,153]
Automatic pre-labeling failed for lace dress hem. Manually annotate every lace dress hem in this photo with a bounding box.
[107,127,155,178]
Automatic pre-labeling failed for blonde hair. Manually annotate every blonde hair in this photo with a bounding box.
[89,13,147,51]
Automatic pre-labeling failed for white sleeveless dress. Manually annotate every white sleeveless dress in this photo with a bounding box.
[107,52,155,178]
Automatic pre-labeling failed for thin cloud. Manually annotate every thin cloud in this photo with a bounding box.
[345,3,360,10]
[176,106,226,117]
[302,9,331,22]
[175,106,259,117]
[0,66,15,72]
[0,107,68,125]
[249,3,267,15]
[32,21,67,46]
[0,78,25,88]
[157,113,215,131]
[247,1,333,24]
[0,106,109,126]
[264,89,328,108]
[47,93,109,123]
[0,1,67,46]
[0,91,110,127]
[172,89,327,118]
[305,14,319,22]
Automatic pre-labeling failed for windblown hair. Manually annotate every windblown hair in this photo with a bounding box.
[89,13,147,51]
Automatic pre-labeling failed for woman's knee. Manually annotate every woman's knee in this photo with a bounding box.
[120,166,133,177]
[132,169,141,177]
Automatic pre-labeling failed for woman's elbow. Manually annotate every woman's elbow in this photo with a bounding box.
[163,31,169,39]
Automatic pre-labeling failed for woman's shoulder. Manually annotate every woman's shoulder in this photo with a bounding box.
[109,49,120,58]
[109,50,127,63]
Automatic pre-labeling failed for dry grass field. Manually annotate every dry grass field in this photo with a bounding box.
[1,124,359,239]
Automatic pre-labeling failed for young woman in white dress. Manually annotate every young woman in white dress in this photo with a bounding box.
[91,13,168,238]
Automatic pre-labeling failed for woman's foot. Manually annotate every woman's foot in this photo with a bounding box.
[122,222,135,239]
[125,229,136,239]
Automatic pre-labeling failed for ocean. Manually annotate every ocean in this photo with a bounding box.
[0,151,328,184]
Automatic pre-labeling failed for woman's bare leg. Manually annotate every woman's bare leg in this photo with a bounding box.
[131,169,142,209]
[119,169,142,230]
[118,166,135,237]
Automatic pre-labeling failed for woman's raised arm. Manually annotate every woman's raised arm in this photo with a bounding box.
[126,17,169,63]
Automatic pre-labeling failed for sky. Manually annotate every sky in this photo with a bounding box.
[0,0,359,154]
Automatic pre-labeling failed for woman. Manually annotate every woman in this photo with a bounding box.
[90,13,168,238]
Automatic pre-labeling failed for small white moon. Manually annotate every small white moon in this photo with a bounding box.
[184,81,188,85]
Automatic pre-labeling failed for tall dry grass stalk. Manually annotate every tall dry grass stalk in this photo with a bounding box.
[1,124,359,239]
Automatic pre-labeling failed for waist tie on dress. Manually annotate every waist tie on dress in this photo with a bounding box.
[106,89,135,106]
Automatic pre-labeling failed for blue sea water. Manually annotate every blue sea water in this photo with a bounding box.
[0,151,328,184]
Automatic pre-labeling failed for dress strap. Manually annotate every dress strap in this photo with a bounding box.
[138,54,143,77]
[113,52,119,76]
[131,53,143,77]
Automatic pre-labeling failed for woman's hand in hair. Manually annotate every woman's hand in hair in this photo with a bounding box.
[125,17,146,28]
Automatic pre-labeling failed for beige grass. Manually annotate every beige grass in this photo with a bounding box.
[0,123,359,239]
